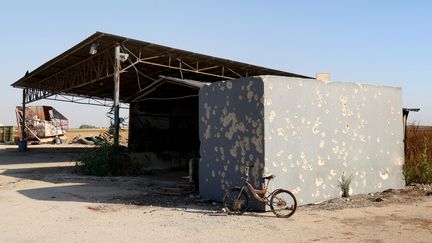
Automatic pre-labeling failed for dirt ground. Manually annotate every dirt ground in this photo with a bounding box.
[1,145,432,242]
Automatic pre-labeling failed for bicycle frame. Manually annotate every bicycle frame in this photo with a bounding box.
[238,166,277,206]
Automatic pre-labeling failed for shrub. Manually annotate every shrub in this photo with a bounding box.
[418,137,432,183]
[338,173,354,198]
[75,142,152,176]
[76,143,128,176]
[76,111,151,176]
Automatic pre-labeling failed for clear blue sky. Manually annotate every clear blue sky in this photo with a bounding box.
[1,1,431,127]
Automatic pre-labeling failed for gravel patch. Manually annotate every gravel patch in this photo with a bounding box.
[302,183,432,211]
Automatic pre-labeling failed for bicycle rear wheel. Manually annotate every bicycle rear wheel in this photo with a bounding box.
[223,188,248,215]
[270,189,297,218]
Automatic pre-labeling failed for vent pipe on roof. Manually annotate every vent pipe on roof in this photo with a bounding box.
[316,73,331,84]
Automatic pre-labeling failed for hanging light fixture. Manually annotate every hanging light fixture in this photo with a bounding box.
[89,42,98,55]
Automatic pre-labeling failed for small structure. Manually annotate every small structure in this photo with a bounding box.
[0,126,15,143]
[16,106,68,143]
[199,76,405,206]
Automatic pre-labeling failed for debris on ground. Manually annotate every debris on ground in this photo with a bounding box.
[88,183,432,213]
[71,136,105,145]
[374,197,384,202]
[302,183,432,211]
[87,204,105,211]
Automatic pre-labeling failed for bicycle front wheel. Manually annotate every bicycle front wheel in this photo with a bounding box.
[223,188,248,215]
[270,189,297,218]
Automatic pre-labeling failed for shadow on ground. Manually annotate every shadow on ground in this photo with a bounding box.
[0,147,87,165]
[0,149,217,211]
[11,167,198,206]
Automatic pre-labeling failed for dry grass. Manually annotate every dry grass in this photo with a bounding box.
[405,125,432,184]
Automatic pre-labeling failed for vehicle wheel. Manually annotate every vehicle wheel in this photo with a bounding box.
[270,189,297,218]
[223,188,248,215]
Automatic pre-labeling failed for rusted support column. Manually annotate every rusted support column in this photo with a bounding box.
[19,89,28,152]
[113,45,121,147]
[403,109,409,156]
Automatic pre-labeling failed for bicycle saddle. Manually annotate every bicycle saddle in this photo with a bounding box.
[262,174,276,180]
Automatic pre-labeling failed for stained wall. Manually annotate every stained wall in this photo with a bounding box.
[199,77,265,203]
[263,76,405,205]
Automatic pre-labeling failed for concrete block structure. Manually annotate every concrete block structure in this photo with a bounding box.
[199,75,405,206]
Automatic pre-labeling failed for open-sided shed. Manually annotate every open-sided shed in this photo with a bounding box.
[11,31,310,165]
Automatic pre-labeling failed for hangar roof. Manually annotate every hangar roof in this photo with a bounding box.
[12,32,312,103]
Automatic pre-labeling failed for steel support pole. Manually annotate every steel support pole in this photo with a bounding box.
[19,89,28,152]
[113,45,121,147]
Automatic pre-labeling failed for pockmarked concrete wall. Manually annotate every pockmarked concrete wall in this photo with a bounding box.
[199,75,405,206]
[262,76,405,205]
[199,77,265,203]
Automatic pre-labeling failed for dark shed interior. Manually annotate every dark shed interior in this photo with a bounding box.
[129,88,199,157]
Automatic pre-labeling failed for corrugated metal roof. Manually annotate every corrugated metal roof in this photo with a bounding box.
[12,32,312,102]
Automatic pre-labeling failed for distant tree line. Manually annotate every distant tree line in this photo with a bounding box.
[79,124,97,129]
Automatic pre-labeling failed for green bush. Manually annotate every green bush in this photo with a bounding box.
[76,143,152,176]
[76,143,127,176]
[404,164,417,185]
[76,111,152,176]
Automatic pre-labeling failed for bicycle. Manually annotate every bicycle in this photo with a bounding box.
[223,164,297,218]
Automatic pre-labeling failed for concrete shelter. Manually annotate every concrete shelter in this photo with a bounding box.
[199,76,405,206]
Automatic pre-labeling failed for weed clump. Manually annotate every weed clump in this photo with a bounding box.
[75,138,129,176]
[404,124,432,184]
[75,133,150,176]
[339,173,354,198]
